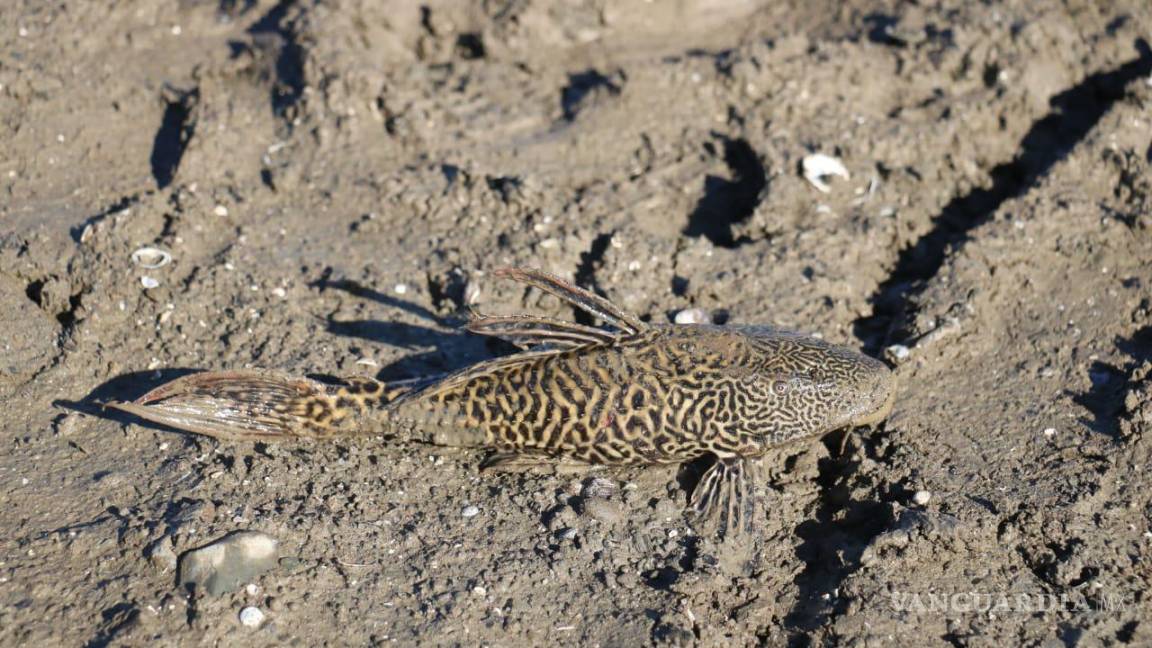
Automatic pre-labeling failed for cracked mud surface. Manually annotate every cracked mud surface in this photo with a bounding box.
[2,1,1152,645]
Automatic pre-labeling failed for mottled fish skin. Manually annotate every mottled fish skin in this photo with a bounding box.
[106,267,896,535]
[392,324,893,465]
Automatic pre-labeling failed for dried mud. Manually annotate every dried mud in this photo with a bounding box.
[2,1,1152,646]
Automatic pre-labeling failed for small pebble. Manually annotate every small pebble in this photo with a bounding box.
[581,498,623,525]
[238,606,265,628]
[461,505,480,518]
[674,308,710,325]
[1043,427,1056,438]
[472,585,487,596]
[245,583,261,596]
[140,276,160,289]
[394,283,408,295]
[179,531,279,596]
[912,490,932,506]
[581,477,617,500]
[885,344,910,363]
[213,204,229,217]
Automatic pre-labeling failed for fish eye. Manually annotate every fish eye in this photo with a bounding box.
[772,379,790,395]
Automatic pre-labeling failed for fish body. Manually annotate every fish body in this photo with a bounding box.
[109,268,895,535]
[394,324,892,465]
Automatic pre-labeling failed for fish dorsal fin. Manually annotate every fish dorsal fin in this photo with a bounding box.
[492,267,647,336]
[395,268,644,406]
[464,313,619,350]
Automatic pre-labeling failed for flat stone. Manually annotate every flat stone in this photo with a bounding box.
[178,531,279,596]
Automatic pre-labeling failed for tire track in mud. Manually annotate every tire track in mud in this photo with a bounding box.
[854,40,1152,353]
[787,40,1152,641]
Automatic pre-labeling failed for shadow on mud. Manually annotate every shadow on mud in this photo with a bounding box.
[310,274,499,380]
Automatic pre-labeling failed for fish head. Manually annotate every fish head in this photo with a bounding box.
[734,326,896,440]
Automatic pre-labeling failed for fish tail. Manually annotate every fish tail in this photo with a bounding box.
[106,370,409,441]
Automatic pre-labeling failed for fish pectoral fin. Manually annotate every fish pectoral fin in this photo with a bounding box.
[688,455,758,538]
[106,370,387,441]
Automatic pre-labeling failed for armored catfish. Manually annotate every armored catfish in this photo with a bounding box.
[109,268,895,535]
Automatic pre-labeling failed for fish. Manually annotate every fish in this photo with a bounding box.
[107,267,895,536]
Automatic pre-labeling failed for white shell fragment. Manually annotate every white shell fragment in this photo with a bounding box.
[140,276,160,289]
[131,247,172,269]
[912,490,932,506]
[802,153,850,193]
[238,606,265,628]
[884,344,910,364]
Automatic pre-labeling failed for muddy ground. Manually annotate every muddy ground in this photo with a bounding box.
[2,0,1152,646]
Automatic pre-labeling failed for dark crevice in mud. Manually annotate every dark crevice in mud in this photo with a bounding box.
[1072,362,1130,437]
[683,137,766,248]
[485,176,522,203]
[854,40,1152,353]
[455,33,486,60]
[784,427,897,642]
[150,87,200,190]
[84,602,141,648]
[561,69,622,121]
[1018,538,1085,589]
[1117,621,1139,643]
[572,232,615,326]
[55,291,84,329]
[23,279,45,306]
[1073,323,1152,437]
[23,278,86,331]
[248,0,306,120]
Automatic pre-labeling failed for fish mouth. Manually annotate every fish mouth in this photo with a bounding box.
[852,381,896,427]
